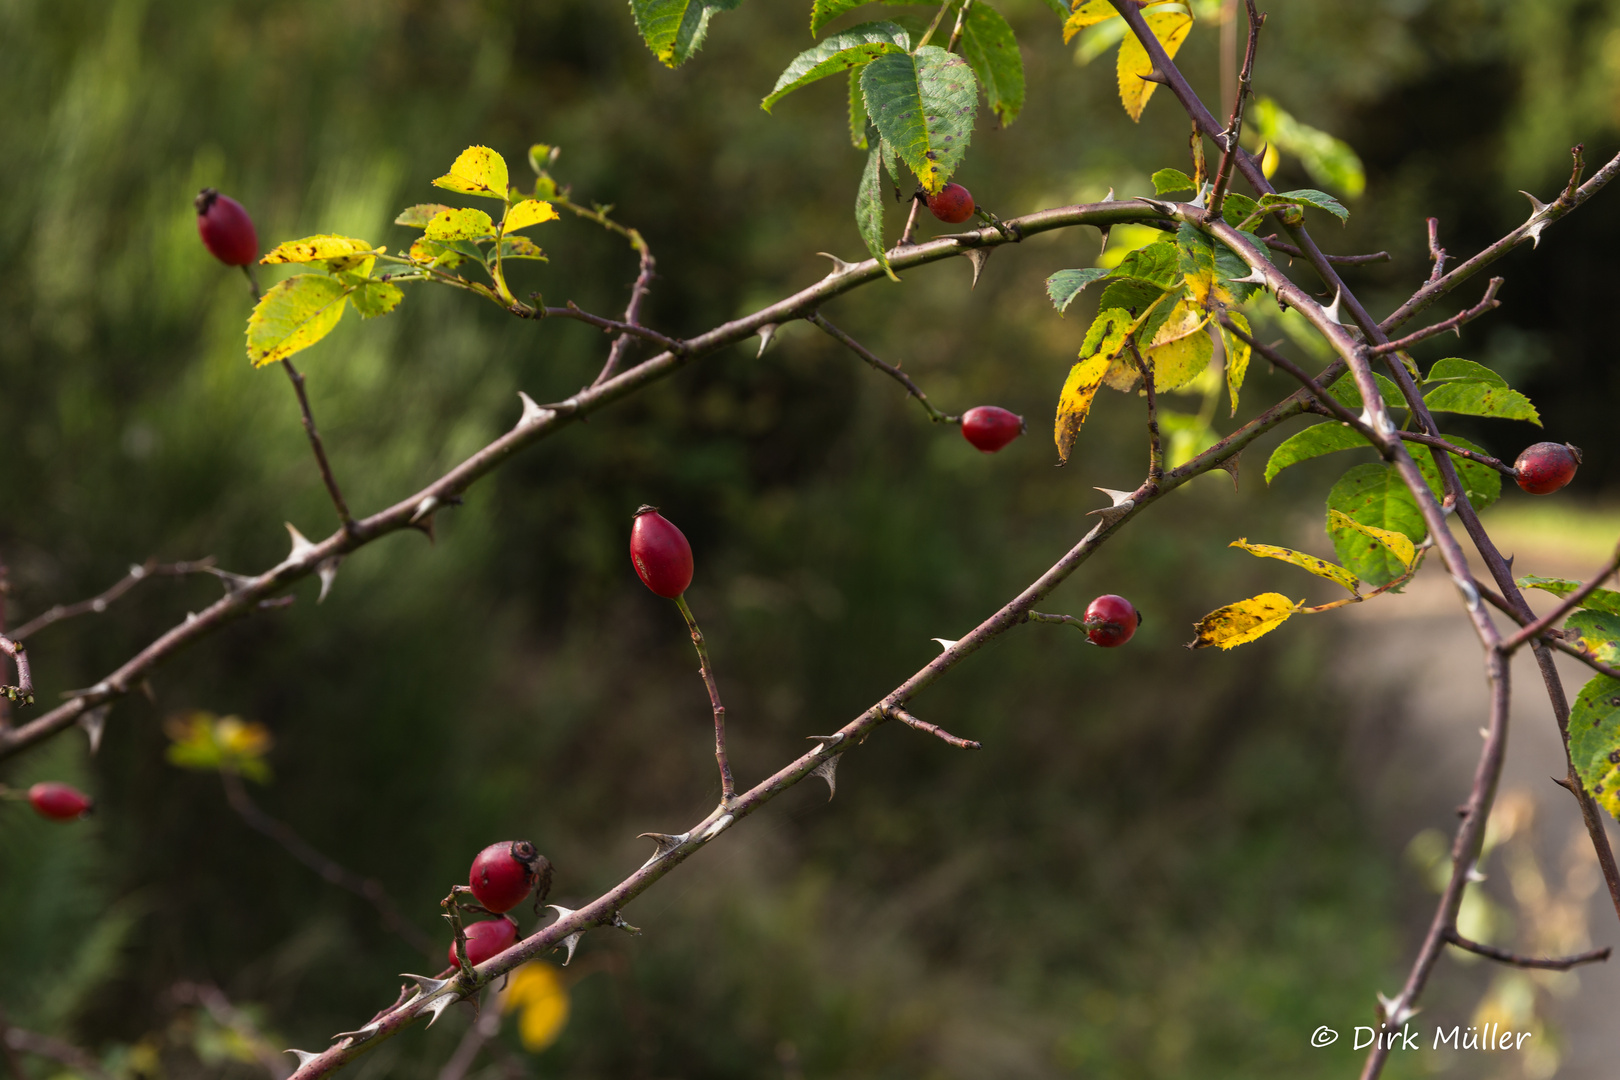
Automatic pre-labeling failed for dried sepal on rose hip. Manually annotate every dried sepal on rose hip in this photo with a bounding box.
[926,183,976,224]
[1513,441,1582,495]
[194,189,259,267]
[960,406,1025,453]
[469,840,553,913]
[1084,594,1141,648]
[630,506,694,598]
[28,782,94,822]
[450,917,519,968]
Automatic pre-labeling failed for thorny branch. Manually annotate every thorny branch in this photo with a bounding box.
[1258,234,1391,264]
[1499,541,1620,654]
[1369,277,1503,355]
[1207,0,1262,216]
[10,558,218,641]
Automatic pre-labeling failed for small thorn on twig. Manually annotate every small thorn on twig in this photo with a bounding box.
[515,391,555,430]
[960,246,992,289]
[79,705,109,754]
[284,523,317,562]
[755,323,779,358]
[544,905,584,966]
[1216,453,1240,491]
[930,637,958,652]
[286,1049,321,1068]
[815,252,857,277]
[811,754,840,800]
[316,556,342,604]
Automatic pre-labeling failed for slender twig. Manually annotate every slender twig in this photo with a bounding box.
[1207,0,1262,216]
[1026,610,1102,633]
[1500,543,1620,653]
[0,637,31,707]
[1393,431,1515,478]
[1472,580,1620,679]
[1217,314,1370,433]
[0,555,11,728]
[1257,235,1391,264]
[591,229,657,388]
[944,0,973,53]
[1425,218,1447,284]
[0,1007,26,1080]
[674,595,735,805]
[547,302,683,354]
[11,558,217,641]
[170,982,293,1080]
[1370,278,1503,355]
[1442,929,1610,972]
[279,359,356,536]
[886,706,981,750]
[807,312,955,422]
[438,1004,502,1080]
[912,0,954,50]
[0,1024,113,1080]
[219,771,437,959]
[1131,341,1164,486]
[898,193,926,247]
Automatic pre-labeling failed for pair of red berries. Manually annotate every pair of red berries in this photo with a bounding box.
[195,189,259,267]
[451,840,553,967]
[27,782,94,821]
[1513,442,1581,495]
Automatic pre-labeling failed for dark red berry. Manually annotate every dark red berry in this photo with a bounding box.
[630,506,694,598]
[961,406,1025,453]
[1514,442,1581,495]
[28,782,93,822]
[451,918,519,968]
[469,840,550,914]
[1085,594,1140,648]
[194,188,259,267]
[926,183,975,224]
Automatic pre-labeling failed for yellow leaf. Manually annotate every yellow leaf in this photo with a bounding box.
[504,199,559,232]
[1230,539,1359,594]
[1062,0,1119,42]
[502,963,570,1051]
[1189,592,1301,650]
[1144,298,1212,391]
[1054,353,1112,465]
[408,237,465,269]
[424,207,496,242]
[1221,309,1251,416]
[432,145,511,201]
[1326,509,1416,569]
[246,274,348,368]
[260,234,376,265]
[1117,9,1194,122]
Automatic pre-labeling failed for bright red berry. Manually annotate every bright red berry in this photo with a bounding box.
[1085,594,1140,648]
[194,188,259,267]
[1514,442,1581,495]
[451,918,519,968]
[926,183,976,224]
[630,506,694,598]
[469,840,551,914]
[961,406,1025,453]
[28,782,93,822]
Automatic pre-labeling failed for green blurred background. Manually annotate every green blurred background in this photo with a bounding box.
[2,0,1618,1076]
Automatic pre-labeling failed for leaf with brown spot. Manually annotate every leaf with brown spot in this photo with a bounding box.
[1189,593,1302,650]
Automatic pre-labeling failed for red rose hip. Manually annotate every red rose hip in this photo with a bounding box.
[1514,442,1581,495]
[451,918,519,968]
[194,188,259,267]
[28,782,94,822]
[926,183,976,224]
[630,506,694,598]
[469,840,550,914]
[961,406,1025,453]
[1084,594,1140,648]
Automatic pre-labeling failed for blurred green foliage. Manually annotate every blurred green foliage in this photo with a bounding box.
[2,0,1618,1076]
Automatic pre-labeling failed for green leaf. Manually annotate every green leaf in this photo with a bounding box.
[1046,267,1112,314]
[848,68,870,148]
[1423,433,1501,511]
[860,46,977,193]
[496,236,547,261]
[431,146,510,201]
[1566,610,1620,665]
[1151,168,1197,195]
[1222,309,1251,416]
[1110,241,1182,289]
[1221,192,1259,230]
[1038,0,1069,16]
[1327,372,1404,411]
[1518,575,1620,617]
[1231,538,1361,593]
[246,275,348,368]
[1264,422,1371,483]
[1326,509,1416,570]
[1250,97,1365,197]
[762,22,909,111]
[811,0,867,36]
[1259,189,1348,223]
[856,144,898,281]
[260,234,377,265]
[959,2,1024,127]
[1424,357,1507,387]
[349,281,404,319]
[1326,463,1426,586]
[1569,675,1620,820]
[629,0,743,67]
[394,204,454,228]
[424,207,496,242]
[1422,381,1541,425]
[1095,278,1164,320]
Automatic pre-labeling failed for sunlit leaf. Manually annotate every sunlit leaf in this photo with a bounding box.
[1518,575,1620,617]
[496,236,547,261]
[629,0,742,67]
[432,145,510,200]
[1046,267,1112,313]
[394,204,454,228]
[1327,372,1404,411]
[1327,508,1415,569]
[811,0,868,36]
[425,207,496,242]
[1325,463,1424,586]
[246,275,348,368]
[504,199,559,232]
[1250,97,1365,197]
[1264,422,1371,483]
[1111,241,1182,289]
[1232,539,1360,593]
[1116,8,1193,122]
[502,963,571,1051]
[1422,381,1540,425]
[1062,0,1119,43]
[1258,188,1348,223]
[1566,610,1620,665]
[1570,675,1620,820]
[407,237,466,269]
[1144,296,1211,392]
[260,234,376,265]
[1221,309,1251,415]
[164,711,273,783]
[1190,592,1301,650]
[1054,353,1112,464]
[1152,167,1196,194]
[349,281,403,319]
[1413,433,1501,512]
[856,144,898,281]
[1424,357,1507,387]
[762,22,910,111]
[959,2,1024,126]
[849,68,870,148]
[860,46,978,192]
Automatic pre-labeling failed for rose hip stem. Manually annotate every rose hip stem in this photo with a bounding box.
[673,594,735,804]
